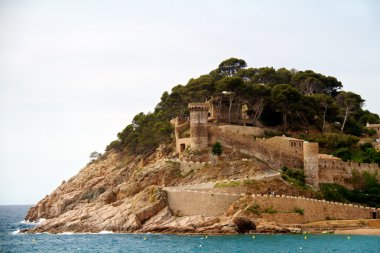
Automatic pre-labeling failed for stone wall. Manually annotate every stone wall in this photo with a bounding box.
[165,190,379,222]
[250,194,378,224]
[318,158,380,188]
[209,127,303,169]
[166,190,242,216]
[217,125,264,137]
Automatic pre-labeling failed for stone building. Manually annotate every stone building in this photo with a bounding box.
[171,103,380,188]
[170,103,209,156]
[207,96,254,125]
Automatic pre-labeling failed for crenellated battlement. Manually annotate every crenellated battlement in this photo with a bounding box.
[319,158,380,173]
[188,103,209,111]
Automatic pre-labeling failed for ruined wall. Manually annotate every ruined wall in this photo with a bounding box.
[208,101,240,123]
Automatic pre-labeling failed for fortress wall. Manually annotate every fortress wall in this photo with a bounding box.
[175,138,191,155]
[175,121,190,136]
[165,189,378,223]
[210,127,303,168]
[262,137,303,158]
[217,125,264,137]
[166,190,241,217]
[318,158,380,187]
[250,194,376,224]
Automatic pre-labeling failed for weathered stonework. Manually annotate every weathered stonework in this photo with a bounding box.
[172,102,380,188]
[366,123,380,138]
[189,103,209,150]
[303,142,319,187]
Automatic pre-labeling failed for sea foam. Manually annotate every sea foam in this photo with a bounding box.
[11,229,21,235]
[98,230,114,234]
[21,218,46,225]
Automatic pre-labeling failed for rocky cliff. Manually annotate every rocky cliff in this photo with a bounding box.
[25,145,305,234]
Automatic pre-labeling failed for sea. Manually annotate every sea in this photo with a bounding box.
[0,205,379,253]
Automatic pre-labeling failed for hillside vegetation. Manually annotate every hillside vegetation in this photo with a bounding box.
[106,58,379,161]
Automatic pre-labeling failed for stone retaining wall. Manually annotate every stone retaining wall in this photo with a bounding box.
[250,194,379,224]
[165,189,379,223]
[166,190,241,216]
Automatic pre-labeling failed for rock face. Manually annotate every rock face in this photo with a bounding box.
[25,149,295,234]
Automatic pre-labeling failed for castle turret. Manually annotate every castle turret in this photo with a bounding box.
[189,103,209,150]
[303,142,319,188]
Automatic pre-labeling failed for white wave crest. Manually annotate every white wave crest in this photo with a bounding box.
[11,229,21,235]
[98,230,114,234]
[60,232,74,235]
[21,218,46,225]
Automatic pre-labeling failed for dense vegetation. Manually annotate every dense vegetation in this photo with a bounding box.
[106,58,379,156]
[318,169,380,208]
[282,166,380,207]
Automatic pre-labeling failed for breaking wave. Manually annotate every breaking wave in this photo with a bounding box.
[20,218,46,225]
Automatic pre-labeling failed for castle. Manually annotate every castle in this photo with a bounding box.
[171,103,380,189]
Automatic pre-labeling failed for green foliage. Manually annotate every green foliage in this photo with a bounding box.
[318,178,380,207]
[214,181,241,188]
[332,148,352,161]
[304,133,359,153]
[331,143,380,165]
[105,58,378,155]
[293,207,305,215]
[263,206,277,214]
[246,203,260,215]
[281,167,306,187]
[212,142,223,156]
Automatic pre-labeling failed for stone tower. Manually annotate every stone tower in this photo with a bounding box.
[303,142,319,188]
[189,103,209,150]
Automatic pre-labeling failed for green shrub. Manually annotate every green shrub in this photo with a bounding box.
[212,141,223,156]
[332,148,352,161]
[246,203,260,215]
[293,207,305,215]
[214,181,241,188]
[264,206,277,214]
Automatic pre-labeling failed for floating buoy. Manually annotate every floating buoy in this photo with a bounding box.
[199,244,202,247]
[299,246,303,250]
[304,236,307,240]
[144,236,147,240]
[347,236,351,240]
[205,235,208,239]
[252,235,255,239]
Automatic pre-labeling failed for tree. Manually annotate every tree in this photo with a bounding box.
[212,142,223,156]
[216,76,245,124]
[336,91,364,132]
[252,67,277,84]
[312,94,335,133]
[300,77,323,95]
[244,84,271,122]
[89,151,102,162]
[271,84,301,132]
[217,58,247,77]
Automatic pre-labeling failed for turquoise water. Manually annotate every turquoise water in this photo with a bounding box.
[1,206,379,252]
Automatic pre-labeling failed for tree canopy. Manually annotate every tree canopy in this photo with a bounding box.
[106,58,379,156]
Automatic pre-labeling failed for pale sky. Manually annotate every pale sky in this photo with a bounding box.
[0,0,379,204]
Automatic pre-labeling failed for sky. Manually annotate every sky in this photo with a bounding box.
[0,0,379,205]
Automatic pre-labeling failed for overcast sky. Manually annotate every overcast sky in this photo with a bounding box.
[1,0,379,205]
